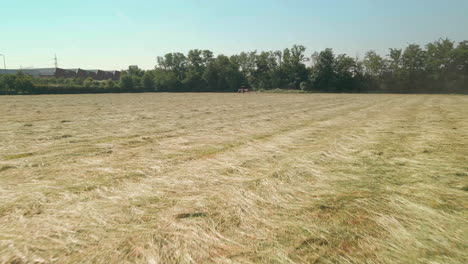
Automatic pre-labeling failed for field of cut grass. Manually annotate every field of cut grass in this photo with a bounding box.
[0,93,467,264]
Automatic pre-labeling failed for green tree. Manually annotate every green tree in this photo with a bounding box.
[425,38,455,92]
[184,50,208,91]
[451,41,468,92]
[203,55,244,91]
[141,71,155,91]
[128,65,144,77]
[401,44,426,75]
[231,51,256,87]
[401,44,427,92]
[0,74,16,94]
[83,77,95,89]
[153,69,182,92]
[252,51,278,89]
[105,79,116,90]
[309,48,336,91]
[334,54,361,92]
[388,48,402,71]
[120,74,133,92]
[157,53,187,80]
[281,45,309,88]
[363,51,385,77]
[14,72,35,94]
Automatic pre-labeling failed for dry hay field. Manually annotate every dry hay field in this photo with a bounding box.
[0,93,467,264]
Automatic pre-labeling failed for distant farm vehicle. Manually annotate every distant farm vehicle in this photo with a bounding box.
[238,86,254,93]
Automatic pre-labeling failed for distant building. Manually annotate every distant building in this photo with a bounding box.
[1,68,121,81]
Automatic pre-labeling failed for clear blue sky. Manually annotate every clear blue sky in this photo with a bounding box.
[2,0,467,70]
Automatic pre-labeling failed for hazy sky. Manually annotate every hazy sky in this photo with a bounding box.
[2,0,467,70]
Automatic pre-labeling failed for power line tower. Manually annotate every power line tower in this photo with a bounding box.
[54,54,58,68]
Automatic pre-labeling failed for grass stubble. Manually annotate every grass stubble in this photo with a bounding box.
[0,93,466,263]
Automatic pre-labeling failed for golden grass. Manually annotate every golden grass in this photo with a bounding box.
[0,93,467,263]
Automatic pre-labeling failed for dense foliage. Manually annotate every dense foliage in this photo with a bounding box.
[1,38,467,94]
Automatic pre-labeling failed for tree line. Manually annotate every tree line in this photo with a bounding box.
[1,38,467,95]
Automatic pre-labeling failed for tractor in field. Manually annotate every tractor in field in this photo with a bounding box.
[238,86,253,93]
